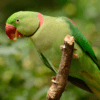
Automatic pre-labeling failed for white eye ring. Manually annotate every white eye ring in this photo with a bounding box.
[16,19,20,23]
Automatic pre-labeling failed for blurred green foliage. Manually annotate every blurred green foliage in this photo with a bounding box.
[0,0,100,100]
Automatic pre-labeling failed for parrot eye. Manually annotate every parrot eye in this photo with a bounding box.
[16,19,20,23]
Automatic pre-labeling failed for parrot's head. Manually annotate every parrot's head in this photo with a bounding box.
[5,11,41,41]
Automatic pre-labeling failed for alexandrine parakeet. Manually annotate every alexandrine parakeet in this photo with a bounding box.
[5,11,100,98]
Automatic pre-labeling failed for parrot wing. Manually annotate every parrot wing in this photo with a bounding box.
[39,52,92,93]
[66,18,99,69]
[39,52,57,73]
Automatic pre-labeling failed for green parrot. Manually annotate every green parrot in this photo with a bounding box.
[5,11,100,98]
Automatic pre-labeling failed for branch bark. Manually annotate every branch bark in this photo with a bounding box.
[47,35,74,100]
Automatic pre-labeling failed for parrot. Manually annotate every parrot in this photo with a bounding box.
[5,11,100,98]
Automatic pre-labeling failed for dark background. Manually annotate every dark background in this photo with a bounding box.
[0,0,100,100]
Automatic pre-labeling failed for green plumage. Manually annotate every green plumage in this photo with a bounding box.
[6,11,100,99]
[66,18,99,68]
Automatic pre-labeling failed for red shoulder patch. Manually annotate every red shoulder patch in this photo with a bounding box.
[67,18,80,29]
[37,13,44,26]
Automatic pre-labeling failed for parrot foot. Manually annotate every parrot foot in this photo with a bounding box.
[60,45,78,59]
[60,46,77,51]
[51,76,58,84]
[51,76,67,91]
[73,53,79,59]
[73,48,77,51]
[60,45,65,51]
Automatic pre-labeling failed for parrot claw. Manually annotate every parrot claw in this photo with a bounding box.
[73,53,79,59]
[51,76,58,84]
[60,45,65,51]
[52,80,58,84]
[73,48,77,51]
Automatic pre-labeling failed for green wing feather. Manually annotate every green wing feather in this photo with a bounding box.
[38,52,57,73]
[66,18,99,69]
[39,52,92,93]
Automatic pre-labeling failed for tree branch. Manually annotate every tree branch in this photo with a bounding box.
[47,35,74,100]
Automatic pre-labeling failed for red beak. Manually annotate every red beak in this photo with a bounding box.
[5,24,22,41]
